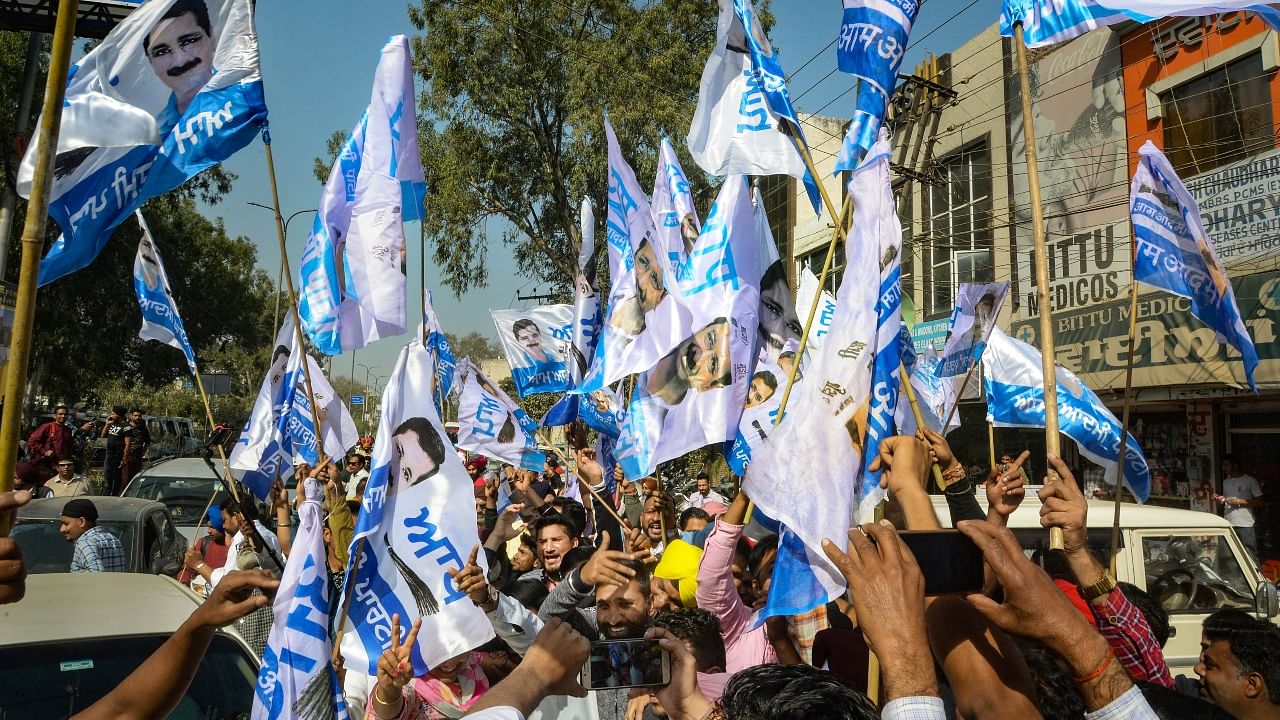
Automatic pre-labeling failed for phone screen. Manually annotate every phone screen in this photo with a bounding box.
[899,530,985,595]
[585,639,671,690]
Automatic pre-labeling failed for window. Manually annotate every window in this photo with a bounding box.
[926,141,993,317]
[0,634,258,717]
[1160,53,1274,177]
[1142,534,1253,614]
[799,241,846,295]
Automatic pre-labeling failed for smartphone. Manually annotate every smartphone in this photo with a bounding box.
[898,529,985,596]
[583,639,671,690]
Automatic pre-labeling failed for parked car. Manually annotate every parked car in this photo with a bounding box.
[928,493,1280,678]
[0,573,260,718]
[121,457,231,544]
[11,497,186,576]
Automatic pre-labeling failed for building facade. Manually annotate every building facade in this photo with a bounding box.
[769,15,1277,530]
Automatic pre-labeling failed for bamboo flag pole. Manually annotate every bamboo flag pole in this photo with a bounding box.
[1110,229,1140,572]
[988,420,997,471]
[899,360,946,489]
[536,431,631,531]
[262,137,328,461]
[0,0,78,537]
[773,195,850,425]
[1013,23,1065,550]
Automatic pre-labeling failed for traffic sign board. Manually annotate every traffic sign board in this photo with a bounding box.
[350,395,365,406]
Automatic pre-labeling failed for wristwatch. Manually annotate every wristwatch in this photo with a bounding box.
[1078,570,1116,601]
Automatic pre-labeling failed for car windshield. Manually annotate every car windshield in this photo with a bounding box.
[1143,534,1254,613]
[0,634,257,719]
[10,520,136,574]
[124,475,225,527]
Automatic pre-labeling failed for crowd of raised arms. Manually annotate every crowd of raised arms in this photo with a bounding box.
[1,424,1277,720]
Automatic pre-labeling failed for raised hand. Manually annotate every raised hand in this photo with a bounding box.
[870,435,931,495]
[1038,454,1091,560]
[375,614,423,698]
[574,446,604,487]
[523,619,590,698]
[579,532,645,588]
[822,521,936,701]
[447,545,494,610]
[985,450,1030,523]
[190,569,279,629]
[0,490,31,604]
[917,426,960,472]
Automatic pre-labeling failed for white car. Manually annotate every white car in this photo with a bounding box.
[0,573,260,718]
[928,492,1280,679]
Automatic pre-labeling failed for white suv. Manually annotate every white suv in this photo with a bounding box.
[0,573,260,718]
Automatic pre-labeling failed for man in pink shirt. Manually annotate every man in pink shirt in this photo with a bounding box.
[695,490,797,674]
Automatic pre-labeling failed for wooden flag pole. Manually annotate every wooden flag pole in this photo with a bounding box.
[988,420,997,472]
[773,195,851,426]
[1110,230,1140,571]
[537,433,632,531]
[1013,23,1064,550]
[899,360,946,488]
[262,137,329,461]
[0,0,79,536]
[940,357,980,431]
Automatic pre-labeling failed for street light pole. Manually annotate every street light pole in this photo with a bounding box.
[248,202,315,332]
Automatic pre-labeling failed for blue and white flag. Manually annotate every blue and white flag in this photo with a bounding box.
[725,356,784,476]
[229,317,359,498]
[1131,141,1259,392]
[744,133,897,619]
[492,305,575,397]
[834,0,918,173]
[894,347,960,436]
[341,343,495,677]
[796,266,838,354]
[253,478,350,720]
[543,197,603,427]
[653,137,701,265]
[455,359,547,472]
[755,191,803,366]
[298,35,426,355]
[421,290,456,413]
[132,210,197,374]
[687,0,820,214]
[615,177,762,480]
[936,282,1010,379]
[20,0,267,286]
[1000,0,1280,49]
[580,386,625,440]
[578,115,689,393]
[985,327,1151,501]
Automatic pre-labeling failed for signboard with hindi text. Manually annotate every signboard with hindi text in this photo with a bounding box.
[1186,148,1280,275]
[1010,270,1280,391]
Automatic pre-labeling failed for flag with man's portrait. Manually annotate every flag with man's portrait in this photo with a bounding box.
[614,177,762,480]
[491,305,575,397]
[578,116,689,393]
[341,342,494,677]
[298,35,426,355]
[20,0,267,286]
[454,359,547,472]
[132,210,197,374]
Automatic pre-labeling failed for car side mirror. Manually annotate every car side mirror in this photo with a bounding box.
[1255,580,1279,619]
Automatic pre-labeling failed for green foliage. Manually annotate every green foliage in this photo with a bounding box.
[31,193,276,422]
[405,0,752,297]
[446,331,502,361]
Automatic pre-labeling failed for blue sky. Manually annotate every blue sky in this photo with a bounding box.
[205,0,999,381]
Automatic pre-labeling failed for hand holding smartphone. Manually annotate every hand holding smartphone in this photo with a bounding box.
[897,530,986,595]
[583,639,671,690]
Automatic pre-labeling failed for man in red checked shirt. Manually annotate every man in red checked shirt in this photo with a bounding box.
[1039,453,1173,688]
[27,404,75,480]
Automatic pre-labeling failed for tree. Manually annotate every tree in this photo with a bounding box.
[405,0,761,296]
[446,331,502,361]
[31,192,276,416]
